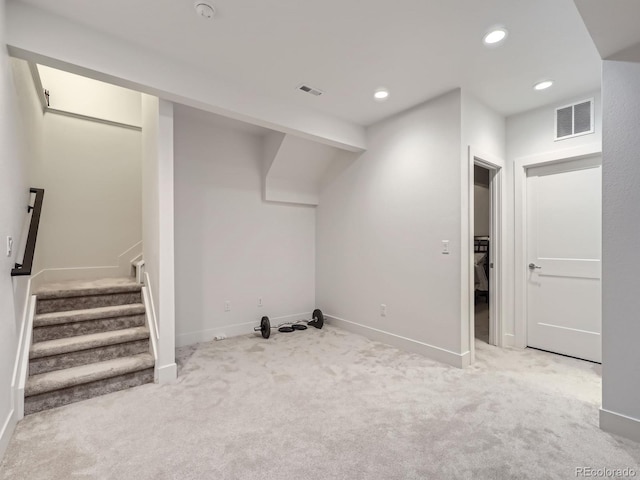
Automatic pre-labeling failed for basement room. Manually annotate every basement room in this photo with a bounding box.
[1,0,640,479]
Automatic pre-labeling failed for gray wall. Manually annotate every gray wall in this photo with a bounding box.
[0,0,29,456]
[601,59,640,428]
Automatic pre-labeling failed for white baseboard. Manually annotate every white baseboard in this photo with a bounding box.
[13,296,35,422]
[13,386,24,422]
[156,363,177,384]
[176,321,256,347]
[600,408,640,443]
[142,285,159,384]
[8,278,36,452]
[175,312,312,348]
[327,314,469,368]
[459,351,471,368]
[503,333,516,347]
[0,409,16,463]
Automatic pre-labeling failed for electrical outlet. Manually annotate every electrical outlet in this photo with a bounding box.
[380,304,387,317]
[224,301,231,312]
[6,236,13,257]
[258,297,263,307]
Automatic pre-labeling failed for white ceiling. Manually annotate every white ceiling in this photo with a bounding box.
[574,0,640,59]
[16,0,602,126]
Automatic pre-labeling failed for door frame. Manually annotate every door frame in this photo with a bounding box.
[467,147,504,363]
[514,143,602,348]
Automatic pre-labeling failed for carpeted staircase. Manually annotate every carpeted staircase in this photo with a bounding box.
[25,278,155,414]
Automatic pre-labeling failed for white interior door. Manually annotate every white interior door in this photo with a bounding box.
[526,156,601,362]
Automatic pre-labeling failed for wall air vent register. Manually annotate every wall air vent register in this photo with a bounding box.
[555,98,594,141]
[297,84,324,96]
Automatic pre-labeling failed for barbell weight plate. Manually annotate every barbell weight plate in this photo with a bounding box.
[261,316,271,339]
[291,324,307,330]
[278,326,294,333]
[310,309,324,329]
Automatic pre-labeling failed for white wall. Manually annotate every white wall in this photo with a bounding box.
[6,58,44,434]
[316,90,466,365]
[38,65,142,127]
[0,0,30,458]
[507,91,602,160]
[462,93,506,161]
[141,95,160,310]
[10,58,43,188]
[174,105,316,346]
[600,59,640,440]
[31,114,141,273]
[265,134,340,206]
[141,95,176,382]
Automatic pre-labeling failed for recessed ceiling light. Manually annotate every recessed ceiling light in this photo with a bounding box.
[483,28,508,46]
[195,2,215,19]
[374,88,389,101]
[533,80,554,91]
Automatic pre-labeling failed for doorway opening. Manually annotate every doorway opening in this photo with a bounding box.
[468,151,503,363]
[473,165,491,344]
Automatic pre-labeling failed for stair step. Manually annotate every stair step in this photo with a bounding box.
[35,278,142,314]
[25,367,154,415]
[30,327,149,359]
[25,353,154,398]
[36,292,142,315]
[33,315,146,343]
[34,304,146,327]
[29,339,150,376]
[33,304,147,342]
[35,277,141,300]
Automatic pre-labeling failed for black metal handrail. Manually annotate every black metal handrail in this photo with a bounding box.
[11,188,45,277]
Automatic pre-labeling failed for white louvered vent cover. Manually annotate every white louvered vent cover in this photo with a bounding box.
[297,84,324,96]
[555,99,594,140]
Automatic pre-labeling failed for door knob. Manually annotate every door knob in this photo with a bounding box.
[528,263,541,270]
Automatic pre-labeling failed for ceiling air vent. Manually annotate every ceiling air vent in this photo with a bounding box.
[555,98,594,141]
[297,84,324,96]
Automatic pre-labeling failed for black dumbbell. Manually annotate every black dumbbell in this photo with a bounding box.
[255,316,272,339]
[253,309,324,339]
[309,309,324,329]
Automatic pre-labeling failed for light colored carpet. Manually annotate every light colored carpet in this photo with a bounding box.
[1,324,638,479]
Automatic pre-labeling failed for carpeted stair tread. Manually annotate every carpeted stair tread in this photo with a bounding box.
[30,327,149,359]
[36,277,141,300]
[25,353,154,397]
[34,304,146,327]
[24,369,154,415]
